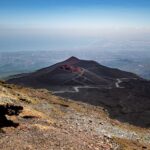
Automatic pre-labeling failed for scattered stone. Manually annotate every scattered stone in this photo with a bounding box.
[0,104,23,128]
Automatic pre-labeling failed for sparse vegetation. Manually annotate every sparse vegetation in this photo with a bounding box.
[0,81,150,149]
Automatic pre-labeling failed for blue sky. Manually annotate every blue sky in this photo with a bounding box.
[0,0,150,51]
[0,0,150,9]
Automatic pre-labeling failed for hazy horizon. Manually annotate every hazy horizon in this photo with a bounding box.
[0,0,150,52]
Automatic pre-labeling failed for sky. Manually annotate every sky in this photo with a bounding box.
[0,0,150,51]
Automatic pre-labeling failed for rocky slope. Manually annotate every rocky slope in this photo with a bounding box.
[0,81,150,150]
[56,78,150,127]
[6,57,150,127]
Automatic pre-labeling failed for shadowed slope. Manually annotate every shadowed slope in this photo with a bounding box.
[7,57,139,88]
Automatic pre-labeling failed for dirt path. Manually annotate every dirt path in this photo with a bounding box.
[53,86,100,94]
[115,79,124,88]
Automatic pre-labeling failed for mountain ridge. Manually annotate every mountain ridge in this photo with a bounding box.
[7,56,139,88]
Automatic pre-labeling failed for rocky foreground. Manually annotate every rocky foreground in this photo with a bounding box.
[0,81,150,150]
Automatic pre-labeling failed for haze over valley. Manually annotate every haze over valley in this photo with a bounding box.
[0,49,150,80]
